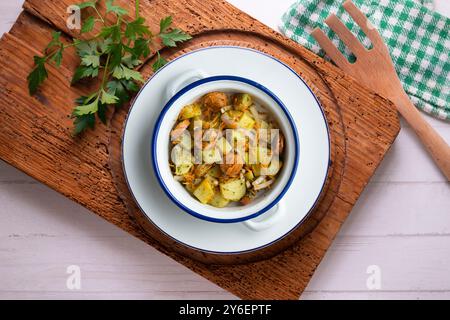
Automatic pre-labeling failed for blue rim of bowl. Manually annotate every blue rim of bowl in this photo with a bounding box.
[151,75,300,223]
[122,46,332,255]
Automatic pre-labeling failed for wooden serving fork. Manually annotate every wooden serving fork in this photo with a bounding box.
[312,0,450,180]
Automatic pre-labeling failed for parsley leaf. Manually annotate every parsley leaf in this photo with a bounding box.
[100,89,119,104]
[81,16,96,34]
[73,40,100,83]
[99,25,121,42]
[113,64,144,82]
[51,48,64,67]
[81,54,100,68]
[46,31,62,51]
[27,0,191,136]
[75,40,99,57]
[107,42,123,69]
[107,79,140,107]
[74,95,91,105]
[106,0,128,16]
[122,79,139,92]
[71,65,99,84]
[107,80,129,107]
[81,55,100,68]
[97,101,108,124]
[98,38,113,54]
[131,38,150,58]
[73,96,99,116]
[160,29,192,47]
[73,113,96,136]
[28,56,48,95]
[159,16,172,33]
[152,52,167,72]
[125,17,151,41]
[122,54,141,69]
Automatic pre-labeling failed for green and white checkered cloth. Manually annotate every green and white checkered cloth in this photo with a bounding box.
[280,0,450,120]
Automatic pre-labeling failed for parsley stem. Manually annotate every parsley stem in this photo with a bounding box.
[136,0,140,18]
[94,7,105,23]
[100,52,112,91]
[63,43,76,49]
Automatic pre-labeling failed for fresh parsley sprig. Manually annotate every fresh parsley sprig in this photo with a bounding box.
[27,0,191,135]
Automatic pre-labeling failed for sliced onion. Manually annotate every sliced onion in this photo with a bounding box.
[253,179,274,191]
[249,106,260,121]
[221,105,232,113]
[252,176,266,186]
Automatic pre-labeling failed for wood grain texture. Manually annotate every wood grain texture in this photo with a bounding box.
[0,0,400,299]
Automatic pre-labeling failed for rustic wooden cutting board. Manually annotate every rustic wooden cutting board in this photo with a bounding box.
[0,0,400,299]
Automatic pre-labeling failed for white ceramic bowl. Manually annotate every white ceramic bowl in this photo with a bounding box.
[152,75,299,224]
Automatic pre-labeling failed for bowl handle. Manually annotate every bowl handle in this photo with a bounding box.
[243,201,286,232]
[165,69,208,99]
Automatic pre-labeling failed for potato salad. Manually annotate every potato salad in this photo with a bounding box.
[169,91,285,208]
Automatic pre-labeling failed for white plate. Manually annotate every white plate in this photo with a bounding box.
[122,47,330,253]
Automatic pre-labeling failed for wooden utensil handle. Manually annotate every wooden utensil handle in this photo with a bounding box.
[393,91,450,181]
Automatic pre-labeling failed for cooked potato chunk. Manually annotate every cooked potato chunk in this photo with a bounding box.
[264,159,283,176]
[203,147,222,164]
[175,163,192,175]
[177,132,191,150]
[216,137,232,155]
[220,178,246,201]
[233,93,253,111]
[172,144,192,165]
[238,112,255,129]
[203,92,229,111]
[248,146,271,166]
[179,103,202,120]
[258,146,272,166]
[193,178,215,204]
[228,110,244,119]
[209,192,230,208]
[171,144,193,175]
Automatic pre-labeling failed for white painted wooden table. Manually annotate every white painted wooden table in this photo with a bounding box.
[1,0,449,300]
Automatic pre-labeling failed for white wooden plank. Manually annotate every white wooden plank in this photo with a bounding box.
[372,126,450,182]
[0,236,232,299]
[305,236,450,292]
[227,0,293,31]
[0,183,126,237]
[1,289,449,300]
[400,113,450,129]
[1,235,449,299]
[340,182,450,236]
[0,0,22,35]
[0,291,235,300]
[0,160,37,183]
[302,291,450,300]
